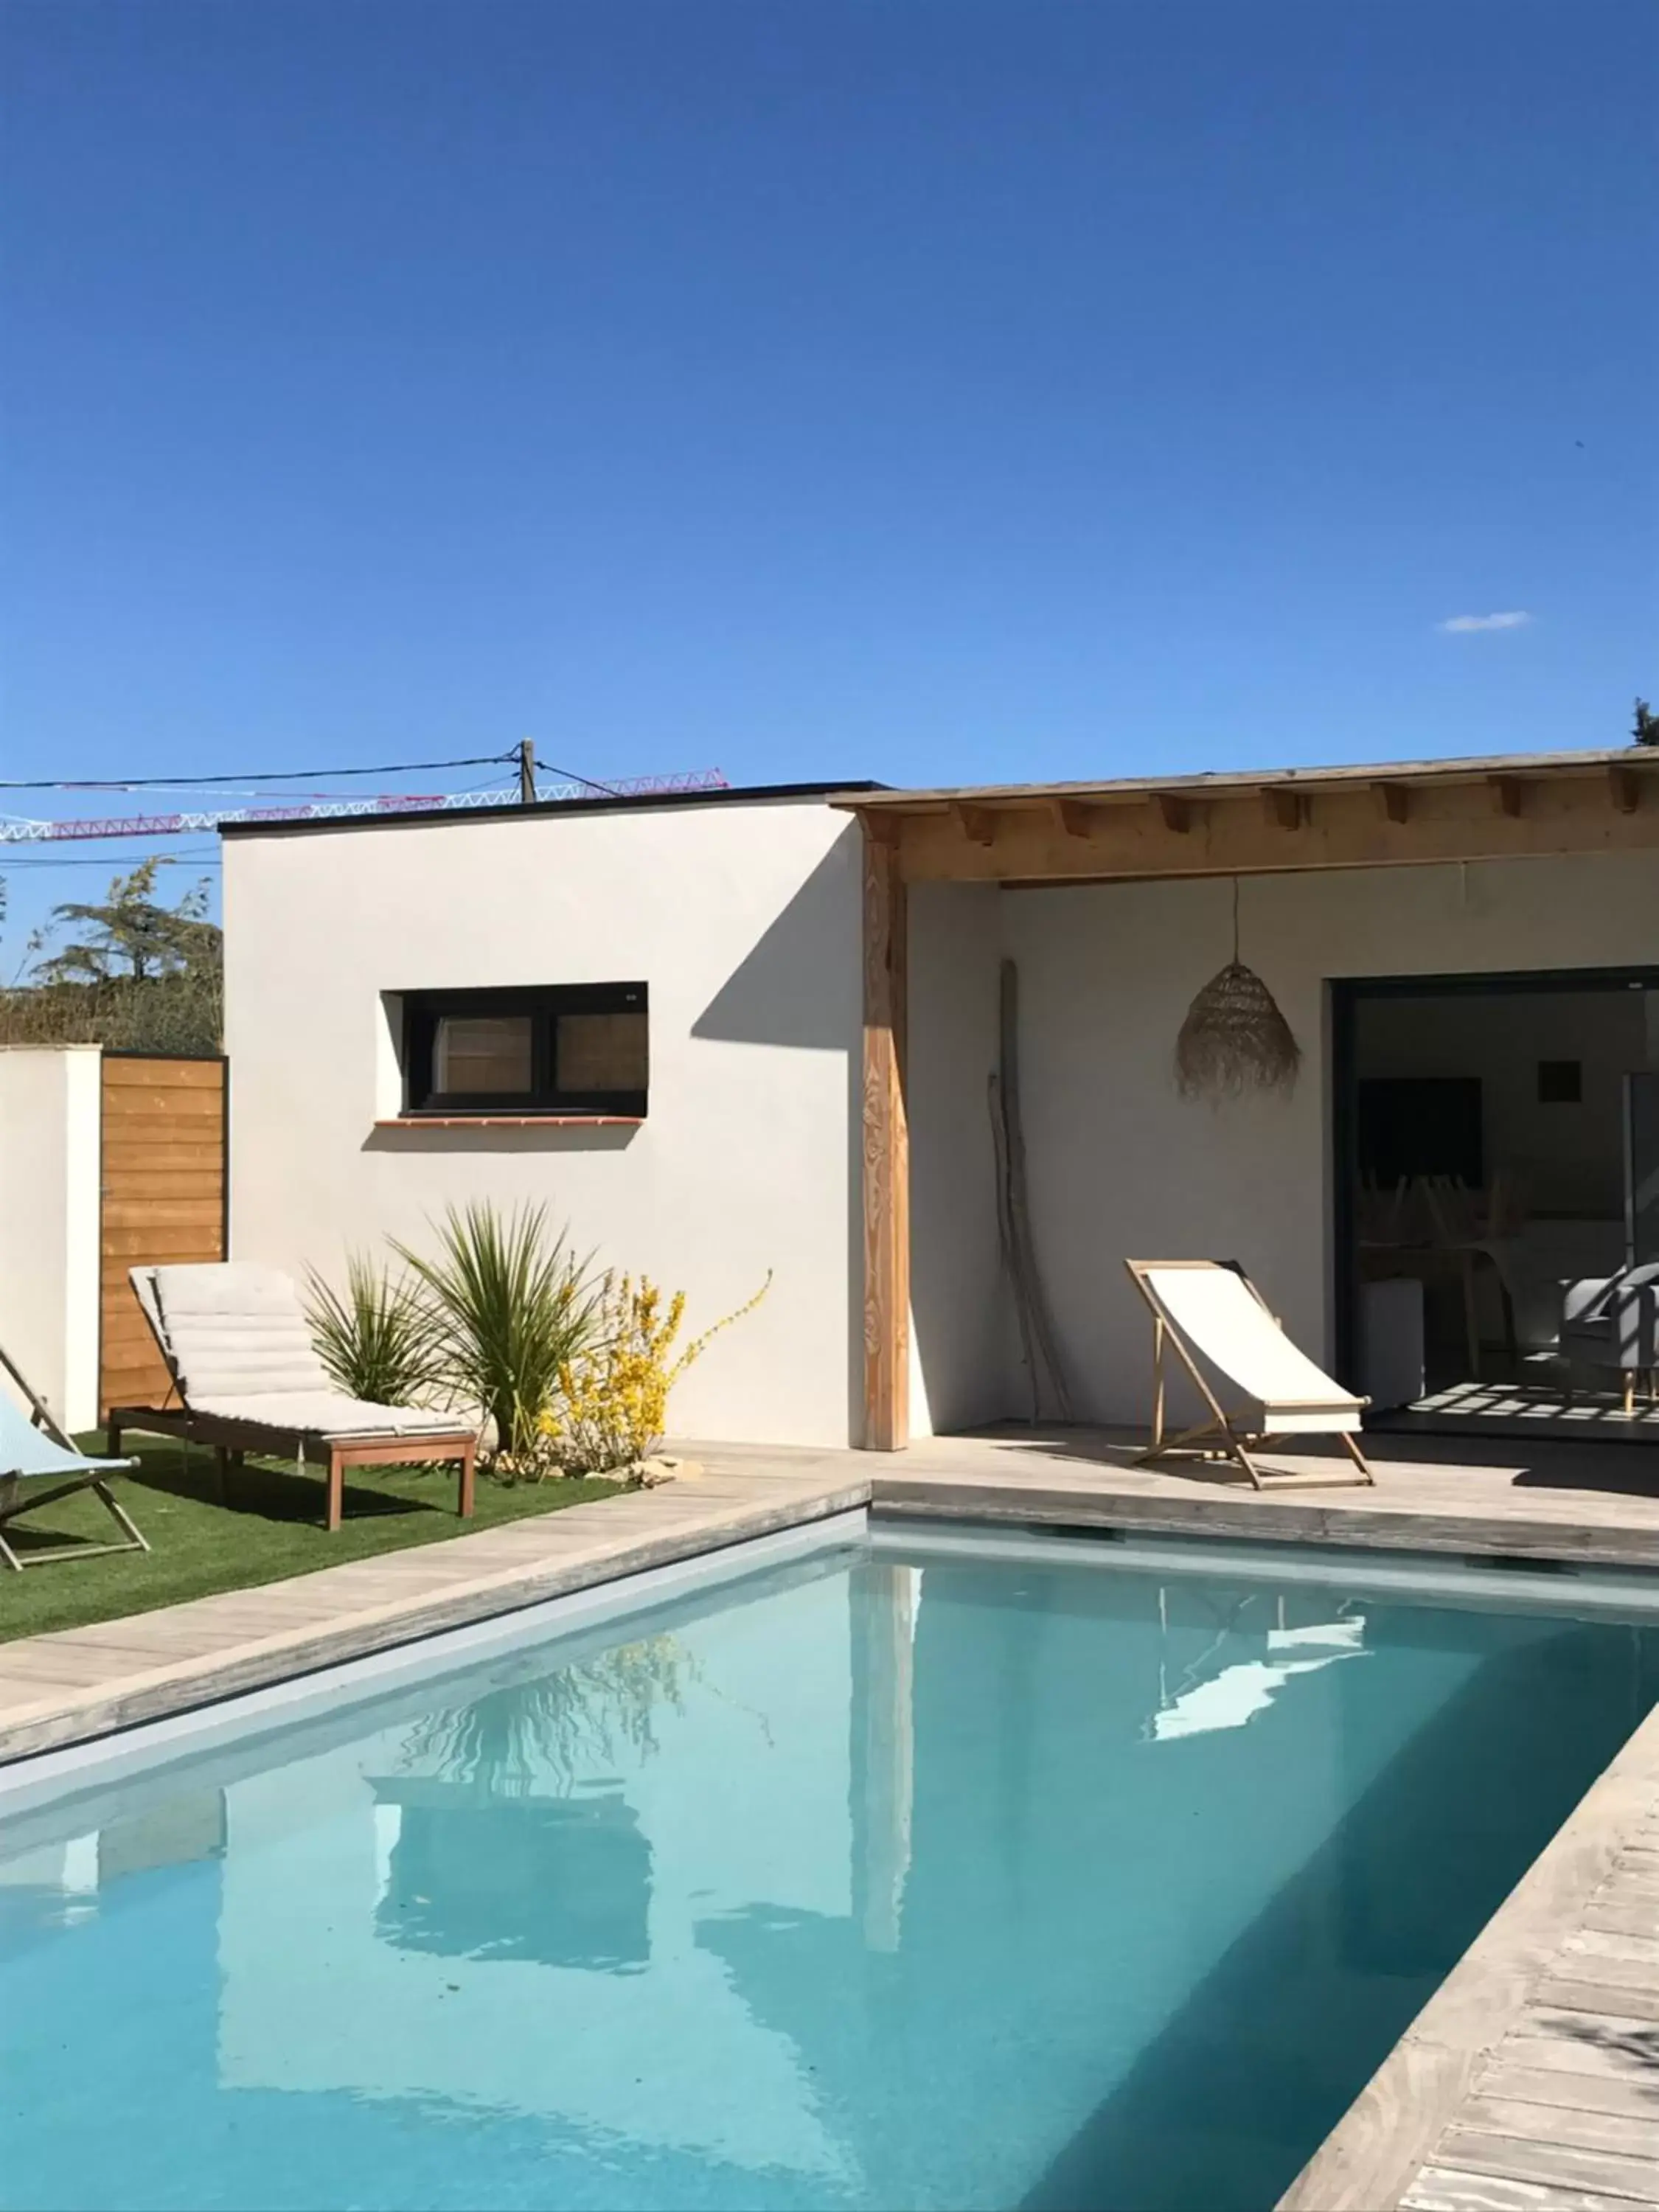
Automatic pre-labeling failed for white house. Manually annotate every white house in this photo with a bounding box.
[220,748,1659,1453]
[223,785,872,1450]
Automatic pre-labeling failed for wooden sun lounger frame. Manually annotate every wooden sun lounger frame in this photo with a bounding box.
[0,1341,149,1571]
[114,1273,477,1534]
[1124,1259,1375,1491]
[105,1405,479,1534]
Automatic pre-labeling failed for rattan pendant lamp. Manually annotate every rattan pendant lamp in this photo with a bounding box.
[1174,877,1301,1099]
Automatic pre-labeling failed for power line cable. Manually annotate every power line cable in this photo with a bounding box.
[534,760,624,799]
[1,850,223,869]
[6,784,453,803]
[0,751,517,793]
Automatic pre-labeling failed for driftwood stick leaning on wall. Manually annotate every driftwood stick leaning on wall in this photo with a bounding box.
[987,1066,1038,1419]
[992,959,1073,1424]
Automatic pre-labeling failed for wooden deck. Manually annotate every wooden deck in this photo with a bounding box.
[883,1422,1659,1568]
[1408,1823,1659,2210]
[3,1421,1659,2211]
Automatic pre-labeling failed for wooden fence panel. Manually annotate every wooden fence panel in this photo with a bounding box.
[100,1055,227,1416]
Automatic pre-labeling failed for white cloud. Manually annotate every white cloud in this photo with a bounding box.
[1436,611,1534,634]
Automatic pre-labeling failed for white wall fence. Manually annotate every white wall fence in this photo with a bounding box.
[0,1046,102,1434]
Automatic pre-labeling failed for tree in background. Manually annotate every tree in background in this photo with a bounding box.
[0,858,223,1053]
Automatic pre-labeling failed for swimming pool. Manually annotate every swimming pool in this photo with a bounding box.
[3,1520,1657,2212]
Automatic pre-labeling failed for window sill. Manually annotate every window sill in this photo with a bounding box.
[374,1114,645,1130]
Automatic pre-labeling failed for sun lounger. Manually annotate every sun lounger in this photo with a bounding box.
[0,1343,147,1571]
[114,1263,479,1532]
[1124,1259,1374,1489]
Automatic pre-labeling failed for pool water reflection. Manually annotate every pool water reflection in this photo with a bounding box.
[3,1537,1656,2212]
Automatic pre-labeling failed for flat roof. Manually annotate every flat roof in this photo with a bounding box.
[216,747,1657,844]
[218,779,886,840]
[829,746,1651,813]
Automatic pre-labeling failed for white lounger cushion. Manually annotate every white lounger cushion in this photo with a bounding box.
[190,1391,468,1440]
[145,1263,470,1440]
[1139,1264,1364,1433]
[150,1263,335,1399]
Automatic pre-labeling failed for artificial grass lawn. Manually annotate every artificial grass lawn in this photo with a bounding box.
[1,1433,623,1644]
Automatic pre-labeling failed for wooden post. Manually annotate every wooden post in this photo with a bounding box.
[862,819,909,1451]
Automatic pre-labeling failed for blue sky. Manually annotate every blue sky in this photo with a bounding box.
[1,1,1655,938]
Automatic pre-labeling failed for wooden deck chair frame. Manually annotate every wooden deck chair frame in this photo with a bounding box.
[0,1342,149,1571]
[1124,1259,1374,1491]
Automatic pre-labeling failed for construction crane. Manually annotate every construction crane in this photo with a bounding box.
[0,768,730,844]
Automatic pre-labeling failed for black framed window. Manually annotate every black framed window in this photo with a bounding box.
[403,984,648,1116]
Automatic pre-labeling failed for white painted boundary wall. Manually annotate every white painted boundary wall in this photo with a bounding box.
[908,852,1659,1432]
[223,799,864,1448]
[0,1047,102,1433]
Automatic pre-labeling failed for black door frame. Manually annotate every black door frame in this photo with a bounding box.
[1329,965,1659,1394]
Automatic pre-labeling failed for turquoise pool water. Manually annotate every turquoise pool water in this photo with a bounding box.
[3,1528,1658,2212]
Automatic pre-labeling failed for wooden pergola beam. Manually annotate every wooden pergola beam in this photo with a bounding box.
[951,801,997,847]
[854,766,1659,886]
[861,822,908,1452]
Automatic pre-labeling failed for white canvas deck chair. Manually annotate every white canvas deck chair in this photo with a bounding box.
[0,1343,147,1571]
[1124,1259,1374,1490]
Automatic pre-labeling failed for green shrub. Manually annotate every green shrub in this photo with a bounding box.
[305,1252,446,1408]
[395,1202,599,1462]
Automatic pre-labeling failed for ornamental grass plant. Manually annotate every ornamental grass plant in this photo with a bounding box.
[304,1251,446,1408]
[394,1202,602,1464]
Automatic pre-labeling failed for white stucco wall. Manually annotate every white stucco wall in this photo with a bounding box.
[994,852,1659,1426]
[222,799,863,1447]
[906,884,1008,1435]
[0,1046,102,1432]
[226,804,1659,1453]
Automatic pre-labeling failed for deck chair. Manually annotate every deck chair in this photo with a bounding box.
[114,1263,479,1534]
[1124,1259,1374,1490]
[0,1343,147,1571]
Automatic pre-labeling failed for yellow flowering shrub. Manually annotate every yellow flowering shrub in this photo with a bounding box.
[543,1270,771,1478]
